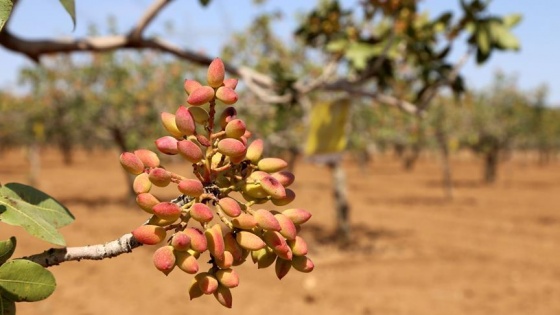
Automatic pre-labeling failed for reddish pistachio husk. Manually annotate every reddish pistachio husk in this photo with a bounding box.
[152,202,181,221]
[215,86,238,105]
[249,170,270,181]
[256,247,277,269]
[160,112,183,138]
[190,203,214,223]
[242,182,268,199]
[282,208,312,225]
[291,255,314,273]
[260,176,286,199]
[188,106,209,124]
[205,224,225,261]
[175,106,196,136]
[196,272,219,294]
[217,138,246,158]
[133,173,152,194]
[152,245,176,275]
[274,213,297,240]
[207,58,225,88]
[148,167,171,187]
[187,86,215,106]
[230,154,246,165]
[175,251,199,274]
[171,231,191,251]
[275,257,292,280]
[213,284,233,308]
[215,268,239,288]
[184,79,202,95]
[224,119,246,139]
[148,215,177,227]
[245,139,264,164]
[178,179,204,197]
[223,78,238,90]
[263,230,292,260]
[119,152,145,175]
[258,157,288,173]
[218,197,242,217]
[216,250,234,269]
[224,233,244,264]
[189,279,204,300]
[239,136,248,146]
[155,136,179,155]
[196,134,212,147]
[231,213,257,229]
[219,107,237,129]
[271,188,296,206]
[184,227,207,253]
[177,140,203,163]
[288,235,308,256]
[132,225,166,245]
[133,149,160,168]
[271,171,295,187]
[135,193,159,214]
[254,209,281,231]
[236,231,266,251]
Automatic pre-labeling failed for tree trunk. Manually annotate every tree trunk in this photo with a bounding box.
[484,150,499,184]
[328,161,350,246]
[403,145,421,171]
[286,146,300,173]
[435,130,453,200]
[27,142,41,187]
[58,136,74,165]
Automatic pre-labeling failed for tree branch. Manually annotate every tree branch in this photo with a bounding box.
[416,47,474,112]
[129,0,174,41]
[20,233,142,268]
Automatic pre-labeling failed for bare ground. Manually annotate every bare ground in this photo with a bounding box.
[1,149,559,315]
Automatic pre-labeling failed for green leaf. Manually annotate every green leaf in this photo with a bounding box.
[325,38,349,53]
[0,238,16,266]
[58,0,76,30]
[475,22,490,55]
[0,260,56,302]
[0,183,74,246]
[198,0,212,6]
[0,0,14,33]
[0,296,15,315]
[503,13,522,28]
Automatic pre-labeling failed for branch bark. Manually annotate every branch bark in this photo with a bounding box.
[20,233,142,268]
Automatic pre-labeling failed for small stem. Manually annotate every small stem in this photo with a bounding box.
[210,130,226,140]
[213,163,232,173]
[214,204,233,229]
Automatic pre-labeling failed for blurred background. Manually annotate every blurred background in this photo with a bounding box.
[0,0,559,314]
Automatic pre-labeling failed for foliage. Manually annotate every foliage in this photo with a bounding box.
[296,0,521,103]
[0,182,71,313]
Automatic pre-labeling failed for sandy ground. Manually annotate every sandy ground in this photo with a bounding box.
[0,149,559,315]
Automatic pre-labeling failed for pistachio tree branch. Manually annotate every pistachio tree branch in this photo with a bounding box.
[129,0,174,41]
[20,233,142,268]
[416,47,474,112]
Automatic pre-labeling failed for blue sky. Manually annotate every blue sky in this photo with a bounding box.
[1,0,558,105]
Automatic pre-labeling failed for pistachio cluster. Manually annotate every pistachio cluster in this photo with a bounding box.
[119,58,313,308]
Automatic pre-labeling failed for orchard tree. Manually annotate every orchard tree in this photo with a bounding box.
[458,73,531,183]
